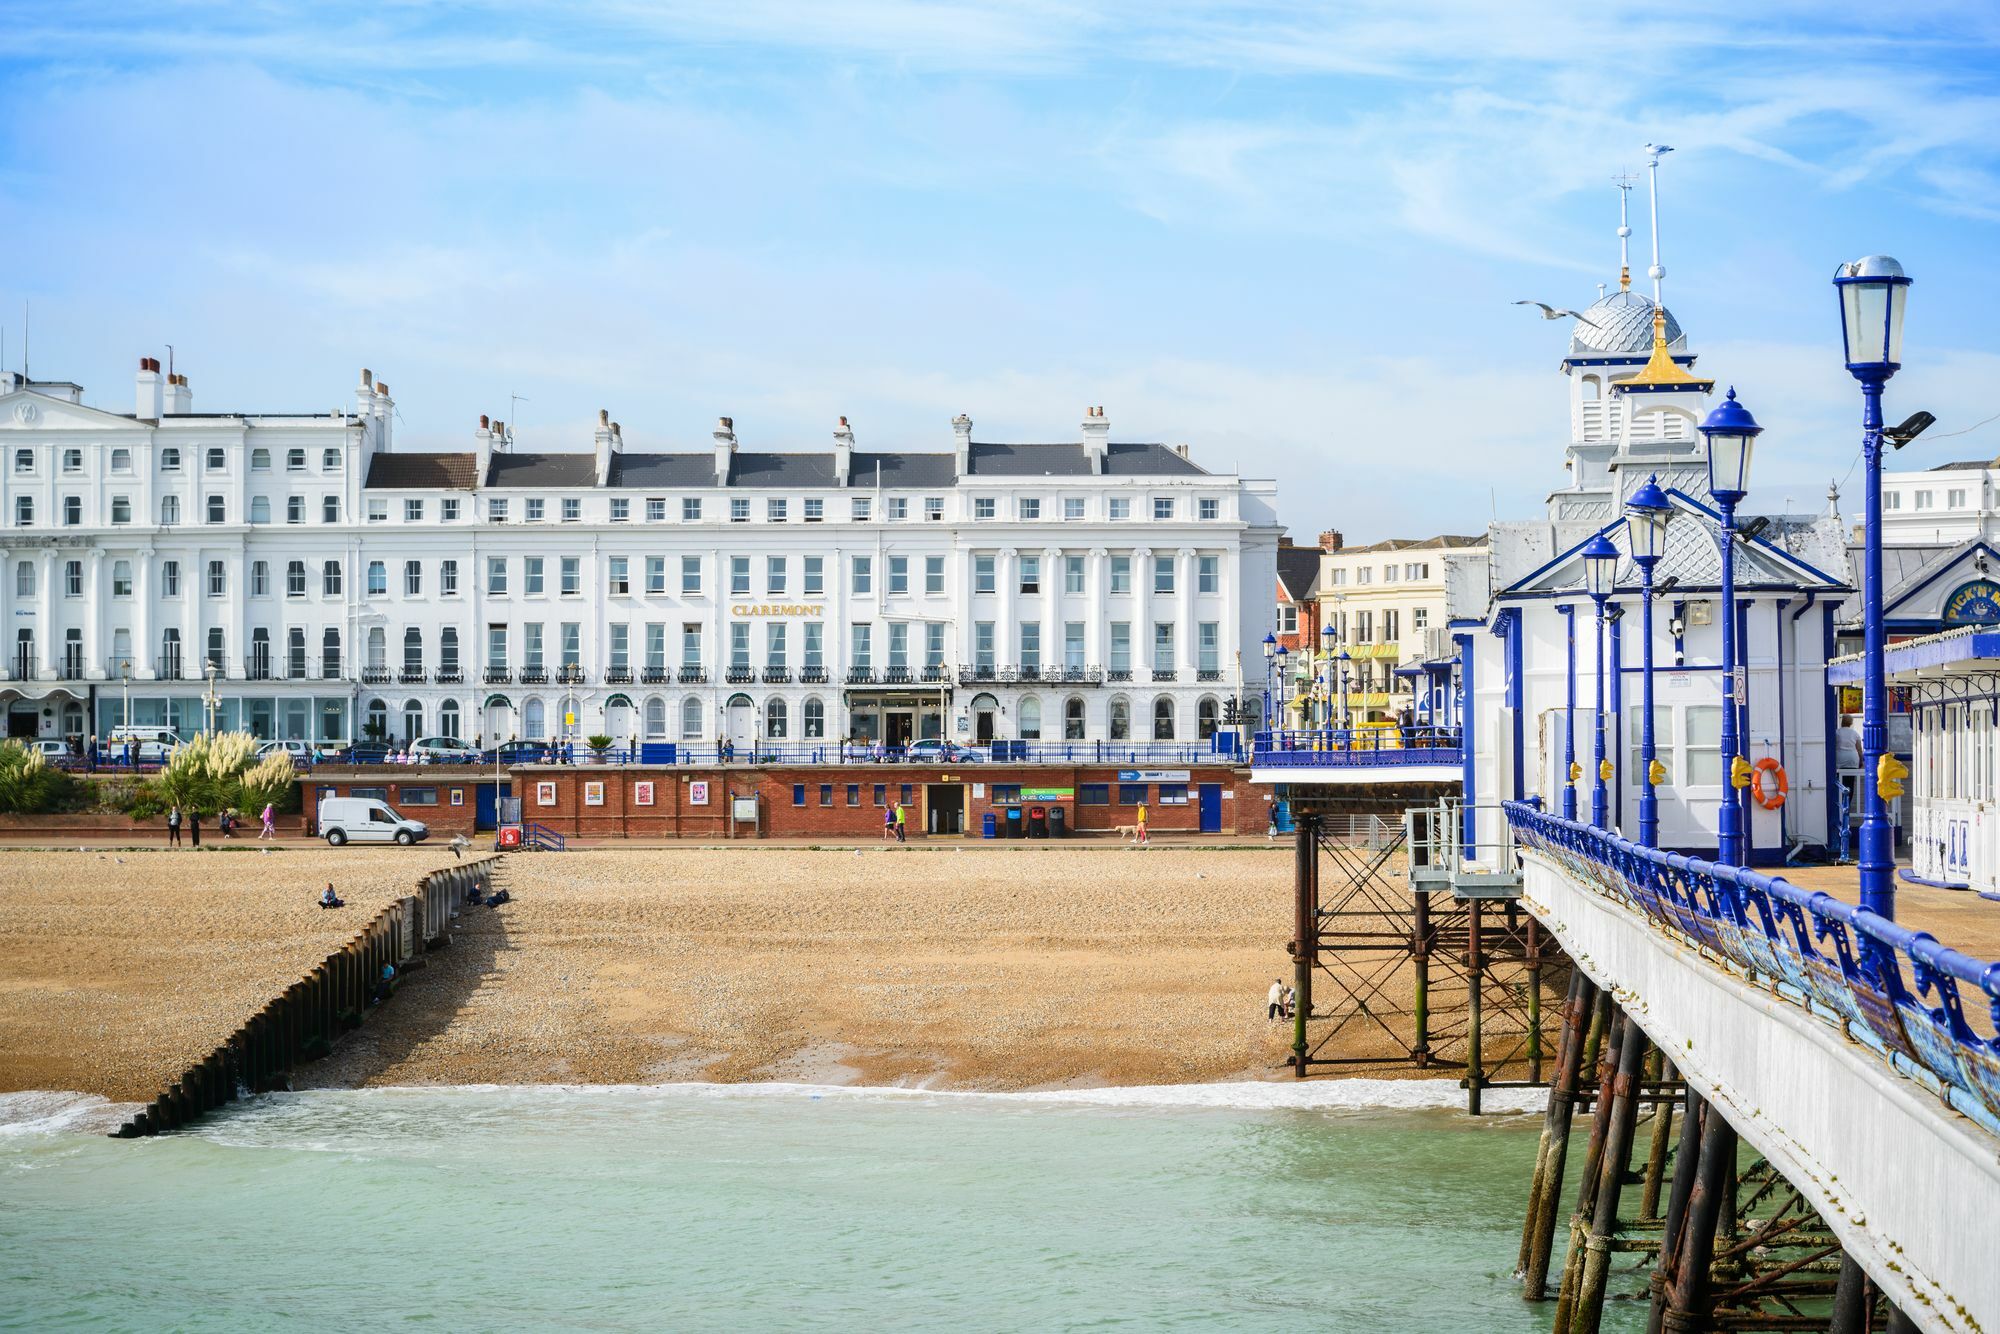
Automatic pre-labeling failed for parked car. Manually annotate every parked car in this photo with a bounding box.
[489,739,549,764]
[256,739,315,767]
[342,741,394,764]
[317,796,430,847]
[22,738,75,766]
[410,735,480,764]
[904,739,984,764]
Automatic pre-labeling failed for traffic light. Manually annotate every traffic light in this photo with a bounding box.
[1877,754,1908,801]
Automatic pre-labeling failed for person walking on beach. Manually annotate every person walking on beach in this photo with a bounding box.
[259,802,276,840]
[894,802,907,843]
[883,804,896,841]
[166,805,182,847]
[1267,978,1284,1020]
[1135,801,1149,846]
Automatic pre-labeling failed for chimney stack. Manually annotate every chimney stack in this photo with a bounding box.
[952,413,973,477]
[833,415,855,486]
[594,408,618,486]
[135,357,162,420]
[713,415,737,486]
[162,371,192,415]
[1081,405,1109,475]
[475,414,494,483]
[1319,530,1344,553]
[372,379,393,451]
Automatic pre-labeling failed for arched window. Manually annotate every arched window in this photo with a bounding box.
[524,698,546,740]
[1580,374,1601,401]
[250,496,270,524]
[439,699,461,740]
[644,697,667,739]
[1109,696,1130,741]
[680,696,704,740]
[160,495,181,526]
[1064,696,1086,740]
[365,697,388,740]
[1197,696,1220,740]
[250,448,271,471]
[803,696,826,739]
[1018,695,1042,740]
[1153,696,1176,741]
[402,699,424,741]
[766,697,788,738]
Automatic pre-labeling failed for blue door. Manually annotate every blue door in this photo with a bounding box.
[475,781,509,831]
[1198,783,1223,834]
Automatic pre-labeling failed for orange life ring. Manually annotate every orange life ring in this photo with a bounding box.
[1751,757,1788,810]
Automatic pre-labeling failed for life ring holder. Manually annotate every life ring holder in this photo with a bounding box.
[1751,757,1788,810]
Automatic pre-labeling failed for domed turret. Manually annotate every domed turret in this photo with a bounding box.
[1569,288,1684,357]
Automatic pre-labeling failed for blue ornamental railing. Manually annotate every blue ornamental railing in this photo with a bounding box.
[1250,727,1462,769]
[1505,800,2000,1135]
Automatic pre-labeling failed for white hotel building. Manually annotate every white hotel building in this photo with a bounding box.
[0,362,1280,752]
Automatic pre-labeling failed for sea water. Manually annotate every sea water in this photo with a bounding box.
[0,1084,1645,1331]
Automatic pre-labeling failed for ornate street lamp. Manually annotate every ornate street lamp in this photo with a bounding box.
[1835,256,1912,919]
[1700,387,1763,866]
[1626,475,1673,847]
[1338,648,1352,741]
[1319,622,1337,746]
[1274,643,1290,735]
[1581,532,1621,829]
[1261,632,1276,738]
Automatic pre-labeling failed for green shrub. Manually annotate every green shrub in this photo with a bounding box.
[0,742,75,814]
[137,732,302,818]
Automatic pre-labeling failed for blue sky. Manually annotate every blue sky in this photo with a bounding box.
[3,1,1999,540]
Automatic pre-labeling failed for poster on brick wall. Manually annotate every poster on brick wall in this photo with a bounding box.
[690,781,711,806]
[634,781,655,807]
[536,781,556,807]
[584,781,605,807]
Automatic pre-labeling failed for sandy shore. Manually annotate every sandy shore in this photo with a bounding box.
[0,848,430,1101]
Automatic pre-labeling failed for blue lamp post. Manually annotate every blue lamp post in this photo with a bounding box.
[1836,256,1912,920]
[1320,622,1338,747]
[1699,388,1762,867]
[1338,648,1352,743]
[1626,475,1673,848]
[1581,533,1620,829]
[1275,643,1290,736]
[1559,604,1578,820]
[1261,632,1276,737]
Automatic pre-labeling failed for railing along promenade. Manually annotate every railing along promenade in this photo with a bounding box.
[1505,801,2000,1133]
[1250,727,1463,770]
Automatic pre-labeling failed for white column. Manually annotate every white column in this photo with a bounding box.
[997,548,1017,667]
[1133,547,1153,683]
[83,549,105,677]
[1221,547,1241,693]
[1042,545,1061,677]
[1177,547,1196,677]
[36,552,56,676]
[1087,547,1107,671]
[133,548,153,680]
[0,548,10,677]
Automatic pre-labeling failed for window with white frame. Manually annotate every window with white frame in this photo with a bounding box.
[804,498,823,522]
[803,555,824,597]
[561,497,579,522]
[852,555,873,595]
[1153,497,1173,520]
[1199,497,1219,520]
[1110,555,1131,594]
[682,498,701,521]
[852,496,872,521]
[406,560,425,595]
[1018,497,1040,520]
[730,498,750,523]
[974,497,996,519]
[682,556,702,594]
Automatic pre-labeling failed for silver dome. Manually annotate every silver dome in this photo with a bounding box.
[1568,288,1683,356]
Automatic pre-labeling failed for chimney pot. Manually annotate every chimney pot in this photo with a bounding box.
[480,414,490,429]
[719,416,733,431]
[612,422,621,437]
[839,415,848,427]
[361,368,372,387]
[1319,530,1344,552]
[599,409,609,425]
[494,420,504,436]
[375,381,388,396]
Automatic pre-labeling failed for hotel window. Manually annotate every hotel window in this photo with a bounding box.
[560,498,579,522]
[852,555,873,595]
[1357,567,1372,585]
[526,624,551,671]
[643,623,667,671]
[805,701,826,740]
[1914,490,1934,511]
[803,555,825,597]
[682,556,702,594]
[1109,622,1131,672]
[490,498,509,522]
[1883,491,1901,510]
[646,498,666,522]
[1949,488,1968,509]
[62,448,82,473]
[1198,555,1219,593]
[646,557,666,595]
[609,624,630,671]
[1110,555,1131,594]
[1019,555,1041,594]
[288,560,308,597]
[1383,564,1399,583]
[889,556,909,596]
[367,561,386,596]
[974,555,996,594]
[888,623,909,671]
[1199,498,1219,520]
[114,560,134,597]
[766,623,788,670]
[64,560,81,597]
[322,628,341,676]
[730,557,751,595]
[925,555,945,595]
[526,498,545,522]
[206,495,225,523]
[926,622,946,668]
[974,621,996,670]
[730,498,750,523]
[442,498,459,522]
[13,561,30,596]
[1153,554,1174,595]
[487,625,509,668]
[560,558,580,594]
[287,496,304,524]
[677,697,702,740]
[803,623,824,671]
[488,557,508,595]
[1152,622,1174,672]
[111,448,131,473]
[1382,610,1400,642]
[850,624,872,669]
[368,499,388,522]
[323,448,341,471]
[1153,497,1173,520]
[682,498,702,521]
[1018,497,1040,520]
[1328,567,1347,585]
[974,497,996,519]
[287,448,306,471]
[730,623,751,670]
[924,497,943,522]
[324,561,343,596]
[1276,603,1298,634]
[608,557,630,595]
[682,624,703,669]
[767,556,787,595]
[526,558,545,595]
[1065,622,1085,670]
[62,496,81,526]
[1064,496,1085,521]
[14,496,32,526]
[323,496,340,523]
[888,497,909,521]
[804,498,824,522]
[208,560,227,597]
[610,498,630,523]
[767,498,787,522]
[405,499,424,522]
[441,560,459,596]
[853,496,872,521]
[1410,562,1430,579]
[1019,622,1041,672]
[1065,556,1085,594]
[1198,623,1219,673]
[1413,607,1429,630]
[206,447,226,472]
[160,448,181,472]
[1355,610,1373,641]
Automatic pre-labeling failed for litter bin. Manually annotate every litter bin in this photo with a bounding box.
[1048,806,1066,838]
[1006,806,1024,839]
[1028,805,1048,838]
[982,811,998,839]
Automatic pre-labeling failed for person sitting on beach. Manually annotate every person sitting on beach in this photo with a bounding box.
[319,884,345,909]
[1267,978,1284,1020]
[370,962,395,1005]
[488,887,510,907]
[466,880,486,905]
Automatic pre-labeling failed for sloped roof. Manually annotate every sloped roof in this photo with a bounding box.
[967,441,1205,477]
[1338,534,1485,555]
[485,452,599,487]
[365,452,478,490]
[1276,545,1321,601]
[608,453,715,488]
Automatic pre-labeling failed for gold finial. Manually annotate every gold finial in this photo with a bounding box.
[1615,308,1714,393]
[1619,265,1631,292]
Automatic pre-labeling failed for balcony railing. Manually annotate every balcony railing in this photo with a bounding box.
[1107,668,1133,682]
[1197,669,1223,683]
[920,666,950,684]
[641,666,671,684]
[800,666,828,684]
[520,667,548,685]
[361,666,391,685]
[847,667,876,684]
[484,667,513,685]
[603,667,633,685]
[1056,666,1102,685]
[763,667,791,684]
[437,667,463,685]
[557,665,585,685]
[399,667,427,684]
[58,653,86,681]
[241,657,271,682]
[958,664,996,682]
[1249,727,1462,769]
[678,667,707,684]
[321,657,342,680]
[883,667,913,684]
[1151,668,1178,682]
[725,666,755,684]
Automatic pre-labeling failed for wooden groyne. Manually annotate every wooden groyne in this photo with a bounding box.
[109,856,501,1138]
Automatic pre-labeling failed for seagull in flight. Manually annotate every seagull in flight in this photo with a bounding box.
[1513,300,1599,327]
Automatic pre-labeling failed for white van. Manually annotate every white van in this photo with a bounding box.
[106,727,181,763]
[318,796,430,847]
